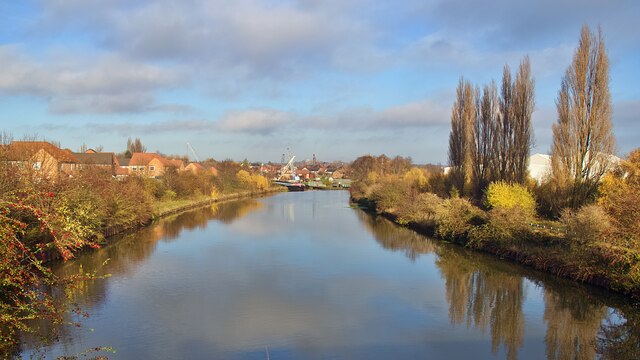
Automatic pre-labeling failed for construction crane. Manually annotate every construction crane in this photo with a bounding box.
[277,147,299,181]
[187,142,200,162]
[278,155,296,181]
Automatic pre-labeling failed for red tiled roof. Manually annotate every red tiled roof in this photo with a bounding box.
[4,141,78,163]
[187,162,205,170]
[128,153,163,166]
[115,167,129,176]
[166,159,184,168]
[129,153,184,168]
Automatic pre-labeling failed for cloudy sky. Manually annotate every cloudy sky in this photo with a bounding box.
[0,0,638,163]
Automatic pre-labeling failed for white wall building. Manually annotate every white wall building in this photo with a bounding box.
[443,153,619,185]
[528,153,552,184]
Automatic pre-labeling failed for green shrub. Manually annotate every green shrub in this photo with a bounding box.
[469,206,531,244]
[370,178,410,214]
[428,172,449,198]
[101,177,152,227]
[435,197,485,242]
[53,185,105,241]
[598,168,640,249]
[561,204,613,245]
[143,177,167,199]
[485,181,536,217]
[397,192,443,226]
[403,167,428,191]
[162,189,177,201]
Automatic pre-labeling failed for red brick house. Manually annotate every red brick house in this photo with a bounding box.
[3,141,79,180]
[127,153,185,177]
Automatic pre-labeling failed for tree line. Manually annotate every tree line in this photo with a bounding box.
[448,57,535,198]
[448,25,615,212]
[0,139,273,354]
[349,25,639,308]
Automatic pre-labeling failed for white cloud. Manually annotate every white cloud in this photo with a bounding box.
[216,109,293,135]
[374,99,449,127]
[0,46,181,114]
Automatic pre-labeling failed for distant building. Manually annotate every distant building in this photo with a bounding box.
[72,152,119,176]
[126,153,185,177]
[528,153,551,184]
[3,141,78,180]
[444,153,620,184]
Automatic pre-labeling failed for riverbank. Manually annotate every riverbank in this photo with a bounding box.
[104,187,284,238]
[352,196,640,299]
[25,189,640,359]
[41,187,285,263]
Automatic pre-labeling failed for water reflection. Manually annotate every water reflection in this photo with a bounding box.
[17,192,640,359]
[18,198,264,355]
[543,288,605,360]
[357,210,640,360]
[356,211,436,261]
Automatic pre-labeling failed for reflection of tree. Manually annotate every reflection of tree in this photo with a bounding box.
[543,287,607,360]
[436,247,524,360]
[215,199,263,224]
[357,209,640,360]
[596,309,640,359]
[355,211,436,261]
[20,199,265,352]
[359,210,525,358]
[158,204,220,241]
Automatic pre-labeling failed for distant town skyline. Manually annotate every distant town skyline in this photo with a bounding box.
[1,1,638,163]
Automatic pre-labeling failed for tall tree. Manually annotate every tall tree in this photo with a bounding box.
[493,65,515,182]
[551,25,615,208]
[126,137,147,154]
[471,82,498,196]
[448,78,475,194]
[491,58,535,185]
[512,57,535,183]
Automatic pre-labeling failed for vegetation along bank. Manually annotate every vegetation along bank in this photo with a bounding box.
[349,25,639,299]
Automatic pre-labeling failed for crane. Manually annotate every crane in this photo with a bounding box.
[187,142,200,162]
[277,148,298,181]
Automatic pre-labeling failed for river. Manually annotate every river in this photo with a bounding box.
[19,191,640,359]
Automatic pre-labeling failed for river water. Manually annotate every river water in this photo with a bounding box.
[19,191,640,359]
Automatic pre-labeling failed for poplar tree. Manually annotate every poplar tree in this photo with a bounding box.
[471,82,498,196]
[493,65,514,182]
[512,57,535,183]
[551,25,615,208]
[448,78,475,194]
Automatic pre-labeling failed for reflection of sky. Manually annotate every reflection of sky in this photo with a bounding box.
[22,191,635,359]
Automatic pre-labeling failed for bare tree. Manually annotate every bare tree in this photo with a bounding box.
[512,57,535,183]
[551,25,615,208]
[471,82,498,196]
[490,58,535,185]
[448,78,475,194]
[0,132,13,145]
[389,155,412,176]
[126,137,147,154]
[493,65,515,182]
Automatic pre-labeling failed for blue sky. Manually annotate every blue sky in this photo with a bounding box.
[0,0,638,163]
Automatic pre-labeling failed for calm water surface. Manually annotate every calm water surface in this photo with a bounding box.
[20,191,640,359]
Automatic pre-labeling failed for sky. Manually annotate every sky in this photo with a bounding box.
[0,0,638,164]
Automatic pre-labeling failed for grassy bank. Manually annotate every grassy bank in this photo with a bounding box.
[98,187,284,242]
[0,158,282,353]
[151,188,283,218]
[352,194,640,299]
